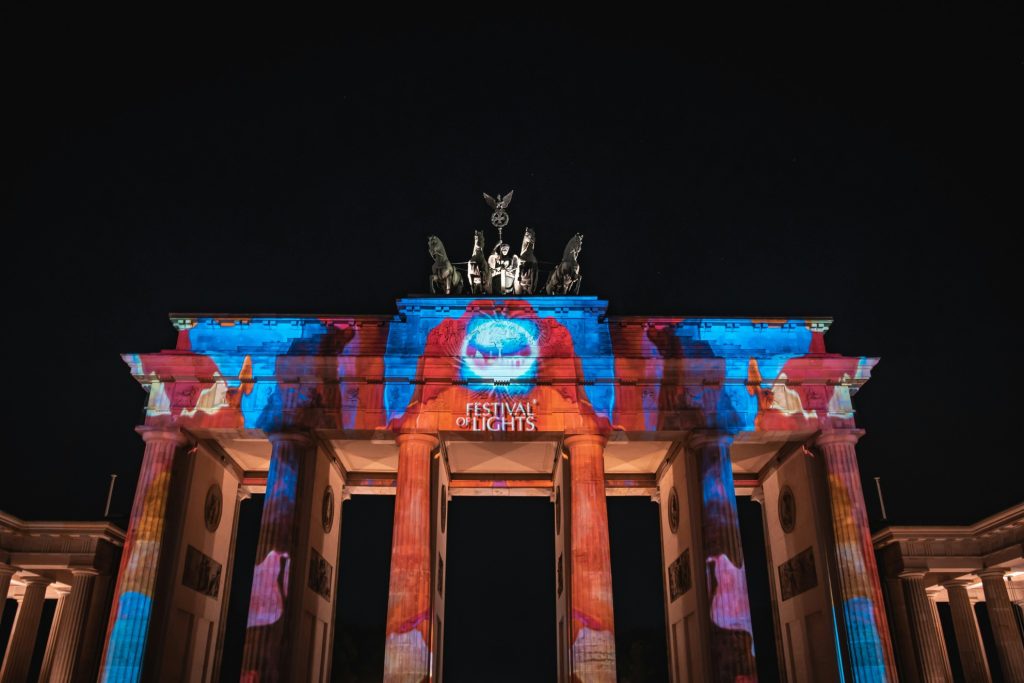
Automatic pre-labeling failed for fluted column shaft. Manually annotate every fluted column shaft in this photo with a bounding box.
[47,569,98,683]
[900,572,950,682]
[38,585,70,682]
[691,432,757,683]
[817,430,898,682]
[944,581,991,683]
[0,565,14,604]
[979,568,1024,683]
[565,434,617,683]
[241,432,315,683]
[98,428,189,683]
[1,576,51,683]
[383,433,437,683]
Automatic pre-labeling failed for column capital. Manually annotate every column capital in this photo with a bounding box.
[136,425,192,447]
[20,574,52,588]
[942,578,974,591]
[395,432,440,450]
[53,584,73,596]
[0,562,16,577]
[749,486,765,505]
[67,566,100,578]
[815,428,865,448]
[686,429,733,449]
[898,568,930,580]
[266,430,316,446]
[563,433,608,450]
[977,566,1008,580]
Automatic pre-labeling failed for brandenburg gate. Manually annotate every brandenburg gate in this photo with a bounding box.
[96,199,898,682]
[97,295,898,682]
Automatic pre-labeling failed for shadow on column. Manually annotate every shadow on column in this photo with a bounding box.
[736,496,781,683]
[332,494,395,683]
[443,497,555,683]
[607,497,668,683]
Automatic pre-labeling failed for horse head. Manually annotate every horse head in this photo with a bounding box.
[428,235,448,263]
[562,233,583,262]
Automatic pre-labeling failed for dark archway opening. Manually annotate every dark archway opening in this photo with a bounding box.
[332,494,395,682]
[608,496,669,683]
[220,493,264,681]
[737,495,782,682]
[443,497,555,682]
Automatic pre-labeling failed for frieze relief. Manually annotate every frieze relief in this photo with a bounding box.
[182,545,222,598]
[778,547,817,601]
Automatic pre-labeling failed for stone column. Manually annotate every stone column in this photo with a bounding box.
[564,434,617,683]
[241,431,316,683]
[899,571,950,682]
[928,591,954,682]
[37,584,70,683]
[943,580,991,683]
[690,431,756,683]
[39,604,64,682]
[0,564,14,604]
[978,568,1024,683]
[816,430,898,682]
[46,568,99,683]
[383,432,438,683]
[0,575,51,683]
[98,427,190,683]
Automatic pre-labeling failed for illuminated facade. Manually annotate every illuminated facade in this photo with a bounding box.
[99,295,898,682]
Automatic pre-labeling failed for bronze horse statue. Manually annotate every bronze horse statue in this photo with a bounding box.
[545,233,583,295]
[428,235,464,294]
[515,226,539,295]
[467,229,491,294]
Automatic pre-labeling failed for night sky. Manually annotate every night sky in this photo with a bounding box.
[4,12,1021,682]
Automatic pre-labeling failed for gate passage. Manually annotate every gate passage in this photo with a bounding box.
[99,295,895,683]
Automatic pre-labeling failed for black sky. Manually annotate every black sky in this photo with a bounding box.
[3,11,1021,681]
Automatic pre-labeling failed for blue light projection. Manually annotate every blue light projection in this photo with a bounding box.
[460,317,539,386]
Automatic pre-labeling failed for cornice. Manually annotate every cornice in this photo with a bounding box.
[0,510,126,546]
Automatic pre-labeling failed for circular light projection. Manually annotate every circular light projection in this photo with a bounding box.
[460,317,539,383]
